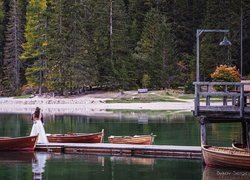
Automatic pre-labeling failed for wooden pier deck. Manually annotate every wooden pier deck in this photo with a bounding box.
[194,82,250,121]
[193,81,250,146]
[36,143,201,159]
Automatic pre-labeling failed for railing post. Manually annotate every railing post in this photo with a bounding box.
[240,83,244,118]
[205,84,210,106]
[223,85,227,106]
[194,83,200,116]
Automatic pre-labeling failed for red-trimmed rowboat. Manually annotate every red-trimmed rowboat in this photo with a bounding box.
[202,144,250,169]
[108,134,156,145]
[47,129,104,143]
[0,135,38,151]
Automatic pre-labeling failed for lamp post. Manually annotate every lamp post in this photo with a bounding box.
[196,29,232,83]
[241,7,243,79]
[194,29,232,116]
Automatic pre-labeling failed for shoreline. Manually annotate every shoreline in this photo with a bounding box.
[0,93,194,116]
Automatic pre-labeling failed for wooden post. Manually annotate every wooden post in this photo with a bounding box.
[247,123,250,148]
[223,85,227,105]
[194,83,200,116]
[200,116,207,145]
[199,116,207,165]
[242,121,247,146]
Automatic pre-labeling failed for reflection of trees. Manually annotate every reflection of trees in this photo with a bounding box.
[0,114,31,137]
[207,123,241,146]
[44,112,200,145]
[0,112,200,145]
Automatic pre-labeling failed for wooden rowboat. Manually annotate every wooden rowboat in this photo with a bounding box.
[232,142,250,151]
[0,135,38,151]
[47,129,104,143]
[108,134,156,145]
[202,144,250,169]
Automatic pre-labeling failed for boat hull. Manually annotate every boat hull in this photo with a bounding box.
[0,135,38,151]
[108,135,155,145]
[232,143,249,151]
[202,145,250,169]
[47,129,104,143]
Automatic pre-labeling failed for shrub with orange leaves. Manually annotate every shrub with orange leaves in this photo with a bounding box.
[210,65,240,91]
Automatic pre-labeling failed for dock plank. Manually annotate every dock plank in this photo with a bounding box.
[36,143,201,159]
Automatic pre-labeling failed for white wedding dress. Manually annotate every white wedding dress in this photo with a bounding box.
[30,115,48,144]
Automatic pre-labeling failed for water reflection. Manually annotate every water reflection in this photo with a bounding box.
[0,151,35,164]
[0,151,202,180]
[0,112,200,146]
[202,166,250,180]
[32,153,51,180]
[110,156,155,166]
[53,154,105,166]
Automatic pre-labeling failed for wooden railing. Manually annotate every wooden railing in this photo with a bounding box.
[193,82,250,118]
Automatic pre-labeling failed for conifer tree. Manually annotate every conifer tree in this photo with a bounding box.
[21,0,47,94]
[1,0,26,96]
[46,0,97,94]
[0,0,5,90]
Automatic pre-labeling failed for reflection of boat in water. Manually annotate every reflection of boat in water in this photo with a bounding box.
[0,135,38,151]
[108,134,156,145]
[202,145,250,169]
[110,156,155,166]
[47,129,104,143]
[202,166,250,180]
[0,151,36,164]
[61,154,105,166]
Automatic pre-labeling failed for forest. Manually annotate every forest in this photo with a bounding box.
[0,0,249,96]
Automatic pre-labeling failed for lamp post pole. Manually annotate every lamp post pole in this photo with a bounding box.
[241,7,243,79]
[196,29,230,83]
[195,29,231,116]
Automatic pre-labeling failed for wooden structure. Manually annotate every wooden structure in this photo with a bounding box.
[202,145,250,169]
[0,135,38,151]
[194,82,250,164]
[108,134,155,145]
[35,143,201,159]
[47,129,104,143]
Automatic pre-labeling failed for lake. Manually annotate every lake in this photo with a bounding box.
[0,111,247,179]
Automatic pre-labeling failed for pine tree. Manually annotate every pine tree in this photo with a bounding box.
[200,0,238,81]
[1,0,26,96]
[0,0,5,92]
[46,0,97,94]
[21,0,47,94]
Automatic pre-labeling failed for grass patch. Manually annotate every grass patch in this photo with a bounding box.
[105,98,186,103]
[13,95,32,99]
[177,95,194,99]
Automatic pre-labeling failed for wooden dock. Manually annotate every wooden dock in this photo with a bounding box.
[36,143,201,159]
[193,81,250,146]
[194,82,250,120]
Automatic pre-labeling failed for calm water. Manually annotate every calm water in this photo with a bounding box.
[0,111,247,179]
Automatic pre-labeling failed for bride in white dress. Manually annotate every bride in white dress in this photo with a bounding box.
[30,107,48,144]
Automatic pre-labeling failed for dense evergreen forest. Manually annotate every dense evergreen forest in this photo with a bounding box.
[0,0,249,96]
